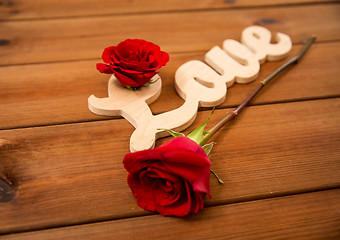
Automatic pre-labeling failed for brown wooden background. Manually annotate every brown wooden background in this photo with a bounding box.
[0,0,339,239]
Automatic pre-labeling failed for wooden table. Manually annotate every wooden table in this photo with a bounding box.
[1,1,339,239]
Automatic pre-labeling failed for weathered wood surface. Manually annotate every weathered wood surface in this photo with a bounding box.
[1,190,339,240]
[0,0,337,20]
[1,42,339,130]
[1,4,339,66]
[0,98,339,234]
[1,0,339,239]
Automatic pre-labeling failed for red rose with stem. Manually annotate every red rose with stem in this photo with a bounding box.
[124,136,211,216]
[123,112,219,217]
[97,39,169,89]
[123,36,316,217]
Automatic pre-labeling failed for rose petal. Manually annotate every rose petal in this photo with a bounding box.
[161,153,211,195]
[114,68,156,87]
[123,149,163,172]
[96,63,114,74]
[117,66,149,74]
[119,59,150,71]
[128,168,190,215]
[101,46,117,63]
[159,136,209,158]
[154,181,192,216]
[190,191,205,214]
[116,39,142,59]
[112,69,140,87]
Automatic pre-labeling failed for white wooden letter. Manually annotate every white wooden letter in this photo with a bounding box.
[88,25,292,152]
[205,39,260,87]
[175,60,227,107]
[241,25,292,64]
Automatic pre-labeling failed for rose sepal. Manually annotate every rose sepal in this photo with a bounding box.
[159,109,217,159]
[157,128,185,138]
[202,142,215,156]
[187,108,214,146]
[158,109,224,184]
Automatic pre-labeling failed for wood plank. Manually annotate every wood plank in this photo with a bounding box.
[1,190,339,239]
[1,42,339,130]
[0,98,339,234]
[0,0,337,21]
[0,4,339,65]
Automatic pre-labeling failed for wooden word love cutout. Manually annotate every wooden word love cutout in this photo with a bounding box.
[88,26,292,152]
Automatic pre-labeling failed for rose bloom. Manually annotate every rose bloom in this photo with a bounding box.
[97,39,169,88]
[123,136,211,216]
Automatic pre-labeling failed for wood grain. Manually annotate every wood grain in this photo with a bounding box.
[0,4,339,65]
[1,190,339,239]
[0,98,339,234]
[0,0,337,20]
[0,0,339,239]
[1,42,339,130]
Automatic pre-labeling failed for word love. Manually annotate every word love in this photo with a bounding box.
[88,26,292,152]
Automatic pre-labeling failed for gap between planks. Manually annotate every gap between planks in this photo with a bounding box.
[1,96,339,132]
[1,41,339,130]
[1,39,337,68]
[1,4,339,66]
[0,187,338,237]
[0,1,338,22]
[1,97,339,234]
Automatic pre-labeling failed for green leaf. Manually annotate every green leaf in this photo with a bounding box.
[202,142,215,156]
[210,169,224,184]
[144,77,159,87]
[126,85,141,91]
[158,128,185,138]
[187,108,215,145]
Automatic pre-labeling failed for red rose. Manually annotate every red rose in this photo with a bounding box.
[97,39,169,88]
[123,136,211,216]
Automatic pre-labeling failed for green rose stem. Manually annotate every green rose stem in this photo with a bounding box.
[199,35,317,146]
